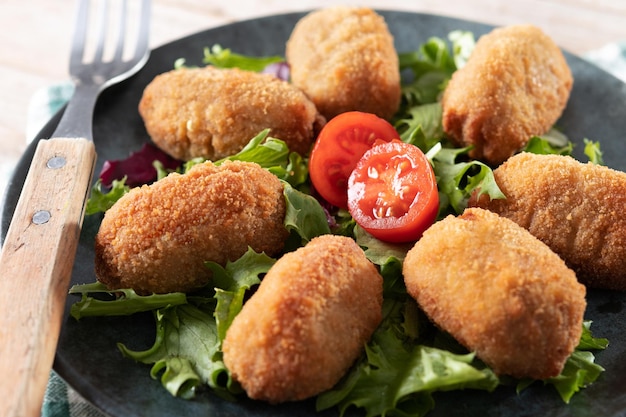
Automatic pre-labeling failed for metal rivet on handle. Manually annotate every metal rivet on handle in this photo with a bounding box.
[46,156,66,169]
[32,210,51,225]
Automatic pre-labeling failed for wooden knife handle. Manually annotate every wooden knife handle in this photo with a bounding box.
[0,137,96,417]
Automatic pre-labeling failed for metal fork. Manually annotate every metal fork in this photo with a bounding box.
[0,1,151,416]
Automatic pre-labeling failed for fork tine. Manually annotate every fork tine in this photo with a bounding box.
[70,0,89,66]
[132,0,151,63]
[73,0,150,68]
[92,0,110,63]
[112,0,128,62]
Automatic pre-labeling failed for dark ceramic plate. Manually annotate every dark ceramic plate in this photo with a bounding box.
[3,10,626,417]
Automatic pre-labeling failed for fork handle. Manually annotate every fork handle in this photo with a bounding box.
[0,137,96,417]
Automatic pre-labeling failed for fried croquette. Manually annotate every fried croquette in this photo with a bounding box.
[286,7,401,121]
[402,208,586,380]
[442,24,573,165]
[470,152,626,290]
[138,66,324,161]
[94,161,288,294]
[222,234,383,403]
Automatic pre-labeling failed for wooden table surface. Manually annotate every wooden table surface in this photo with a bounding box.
[1,0,625,200]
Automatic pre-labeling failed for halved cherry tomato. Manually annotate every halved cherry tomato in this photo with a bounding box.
[308,111,399,208]
[347,140,439,243]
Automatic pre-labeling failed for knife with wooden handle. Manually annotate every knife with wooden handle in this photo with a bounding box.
[0,137,96,417]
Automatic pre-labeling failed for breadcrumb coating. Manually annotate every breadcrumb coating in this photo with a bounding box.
[403,208,586,379]
[470,152,626,290]
[94,161,288,294]
[138,66,324,161]
[442,24,573,165]
[223,234,383,403]
[286,6,401,121]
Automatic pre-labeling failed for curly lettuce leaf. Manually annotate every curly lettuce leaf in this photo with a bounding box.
[583,138,604,165]
[184,129,308,187]
[354,225,411,266]
[398,38,455,106]
[431,146,505,216]
[73,249,276,400]
[215,129,288,167]
[524,136,573,156]
[202,44,283,71]
[149,356,200,400]
[317,299,499,417]
[353,225,412,297]
[205,247,276,342]
[396,102,443,148]
[269,151,309,187]
[118,304,236,399]
[518,322,607,403]
[328,208,356,237]
[544,351,605,403]
[282,181,331,245]
[85,178,130,215]
[398,31,474,107]
[353,226,411,298]
[577,320,609,350]
[69,281,187,319]
[520,134,603,166]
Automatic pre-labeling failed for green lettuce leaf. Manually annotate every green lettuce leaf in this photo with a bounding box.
[431,146,505,216]
[397,31,474,107]
[354,225,411,266]
[154,159,178,181]
[84,178,130,215]
[398,38,455,106]
[577,321,609,350]
[317,299,499,417]
[268,151,309,187]
[202,44,283,71]
[583,138,604,165]
[69,281,187,319]
[517,321,607,403]
[215,129,288,167]
[544,351,605,403]
[520,134,604,166]
[205,247,276,342]
[353,225,412,297]
[523,134,573,156]
[396,102,443,148]
[118,304,237,399]
[149,356,200,400]
[186,129,309,187]
[282,181,331,245]
[330,208,357,237]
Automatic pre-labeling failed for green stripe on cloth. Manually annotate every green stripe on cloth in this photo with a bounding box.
[42,372,70,417]
[44,372,108,417]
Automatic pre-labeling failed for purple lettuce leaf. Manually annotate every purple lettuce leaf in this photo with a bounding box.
[99,143,182,188]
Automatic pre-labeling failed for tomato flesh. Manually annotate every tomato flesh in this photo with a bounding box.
[309,112,399,208]
[348,140,439,243]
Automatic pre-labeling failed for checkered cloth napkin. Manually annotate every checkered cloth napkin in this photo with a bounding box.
[29,43,625,417]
